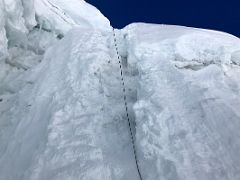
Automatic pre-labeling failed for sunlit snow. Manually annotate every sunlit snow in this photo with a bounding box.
[0,1,240,180]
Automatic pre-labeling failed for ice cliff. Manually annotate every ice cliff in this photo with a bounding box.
[0,1,240,180]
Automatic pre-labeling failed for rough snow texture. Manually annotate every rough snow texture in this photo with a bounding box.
[0,0,8,60]
[0,0,110,64]
[0,0,36,50]
[35,0,111,33]
[1,1,240,180]
[0,27,140,180]
[122,23,240,180]
[0,0,110,91]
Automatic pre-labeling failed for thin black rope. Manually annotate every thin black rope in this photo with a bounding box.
[112,28,143,180]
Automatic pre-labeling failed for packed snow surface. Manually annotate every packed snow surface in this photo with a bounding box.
[0,1,240,180]
[123,23,240,180]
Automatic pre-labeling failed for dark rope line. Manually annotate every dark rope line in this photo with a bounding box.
[112,28,143,180]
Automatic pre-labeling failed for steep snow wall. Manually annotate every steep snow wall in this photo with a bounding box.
[0,0,110,61]
[0,0,36,60]
[0,26,141,180]
[122,23,240,180]
[1,1,240,180]
[0,0,8,60]
[0,0,110,86]
[0,3,134,177]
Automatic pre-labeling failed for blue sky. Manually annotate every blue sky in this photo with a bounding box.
[88,0,239,37]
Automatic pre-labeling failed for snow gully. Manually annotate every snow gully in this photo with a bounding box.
[112,27,143,180]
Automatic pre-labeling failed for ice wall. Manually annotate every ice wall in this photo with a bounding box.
[0,0,36,61]
[122,23,240,180]
[34,0,111,34]
[0,0,8,61]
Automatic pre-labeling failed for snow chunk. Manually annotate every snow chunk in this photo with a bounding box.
[175,31,240,65]
[0,0,37,61]
[22,0,37,29]
[123,23,240,67]
[3,0,28,34]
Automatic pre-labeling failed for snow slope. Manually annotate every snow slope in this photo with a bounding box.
[1,1,240,180]
[0,27,140,180]
[122,23,240,180]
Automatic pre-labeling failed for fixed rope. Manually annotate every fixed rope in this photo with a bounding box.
[112,28,143,180]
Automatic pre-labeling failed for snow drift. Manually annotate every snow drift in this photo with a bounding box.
[0,1,240,180]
